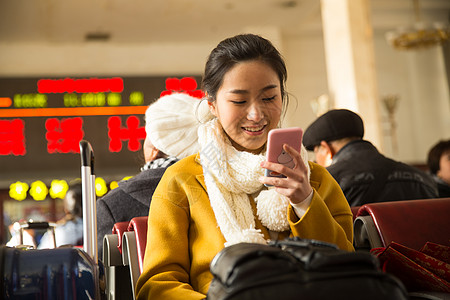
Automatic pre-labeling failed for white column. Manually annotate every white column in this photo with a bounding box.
[320,0,383,150]
[406,47,450,160]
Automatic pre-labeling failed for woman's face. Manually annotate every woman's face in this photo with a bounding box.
[208,60,282,154]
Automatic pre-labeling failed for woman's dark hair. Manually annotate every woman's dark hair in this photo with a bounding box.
[202,34,289,111]
[427,139,450,174]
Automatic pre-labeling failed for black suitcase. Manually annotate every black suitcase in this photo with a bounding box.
[0,246,101,299]
[1,140,105,300]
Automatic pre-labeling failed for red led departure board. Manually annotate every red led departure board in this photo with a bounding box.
[0,76,203,187]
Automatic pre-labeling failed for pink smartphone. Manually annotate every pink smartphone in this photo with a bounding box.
[264,127,303,185]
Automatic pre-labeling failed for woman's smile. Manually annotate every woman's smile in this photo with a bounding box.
[242,124,266,134]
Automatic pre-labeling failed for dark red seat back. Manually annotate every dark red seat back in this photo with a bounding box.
[112,221,130,254]
[356,198,450,250]
[127,216,148,273]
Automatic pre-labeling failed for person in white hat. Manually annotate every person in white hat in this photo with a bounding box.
[96,92,201,257]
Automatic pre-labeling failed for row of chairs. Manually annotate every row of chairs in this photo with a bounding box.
[103,216,148,300]
[102,197,450,300]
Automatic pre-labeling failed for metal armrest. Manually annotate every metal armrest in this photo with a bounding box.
[354,215,383,250]
[122,231,140,300]
[103,234,132,300]
[103,234,122,266]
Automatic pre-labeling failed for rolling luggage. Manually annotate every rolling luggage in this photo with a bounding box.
[1,140,105,299]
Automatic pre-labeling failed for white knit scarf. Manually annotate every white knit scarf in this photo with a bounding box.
[198,119,310,247]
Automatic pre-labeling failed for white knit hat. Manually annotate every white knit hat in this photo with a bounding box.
[145,93,213,159]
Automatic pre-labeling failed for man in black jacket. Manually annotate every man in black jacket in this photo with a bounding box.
[303,109,438,207]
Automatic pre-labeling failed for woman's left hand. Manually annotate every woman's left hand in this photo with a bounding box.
[259,144,313,204]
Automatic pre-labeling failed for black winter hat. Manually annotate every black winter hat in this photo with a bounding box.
[303,109,364,151]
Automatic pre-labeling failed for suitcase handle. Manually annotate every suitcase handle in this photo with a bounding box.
[80,140,94,171]
[79,140,98,263]
[22,221,57,230]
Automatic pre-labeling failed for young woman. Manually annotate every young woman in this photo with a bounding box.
[136,34,354,300]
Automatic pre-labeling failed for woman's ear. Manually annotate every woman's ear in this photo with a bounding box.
[143,137,161,163]
[207,100,217,117]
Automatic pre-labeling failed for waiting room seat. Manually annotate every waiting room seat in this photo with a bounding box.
[354,198,450,251]
[103,221,133,300]
[121,216,148,300]
[112,221,129,254]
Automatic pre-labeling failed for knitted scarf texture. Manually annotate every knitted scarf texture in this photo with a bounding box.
[198,119,310,247]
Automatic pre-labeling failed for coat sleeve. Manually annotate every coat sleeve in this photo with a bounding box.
[288,162,354,251]
[136,170,206,300]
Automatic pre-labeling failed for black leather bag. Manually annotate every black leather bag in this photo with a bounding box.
[207,238,409,300]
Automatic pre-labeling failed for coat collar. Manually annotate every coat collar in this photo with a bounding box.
[194,153,207,191]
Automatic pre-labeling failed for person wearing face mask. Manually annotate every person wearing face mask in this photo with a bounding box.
[136,34,354,300]
[303,109,438,207]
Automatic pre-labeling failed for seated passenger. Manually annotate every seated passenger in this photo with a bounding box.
[427,139,450,197]
[303,109,438,206]
[96,93,200,257]
[136,33,354,300]
[38,181,83,248]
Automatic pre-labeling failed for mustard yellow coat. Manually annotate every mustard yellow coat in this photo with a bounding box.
[136,154,354,300]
